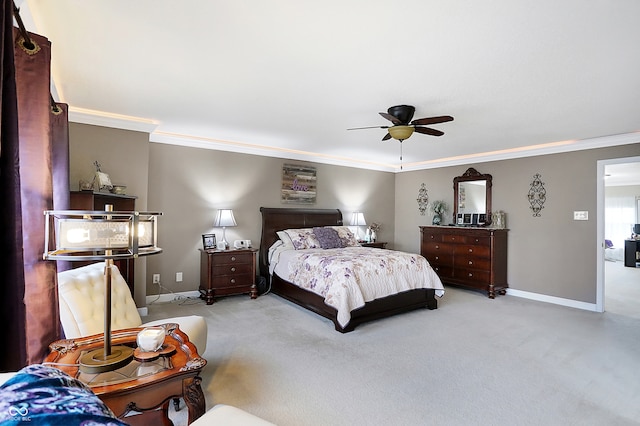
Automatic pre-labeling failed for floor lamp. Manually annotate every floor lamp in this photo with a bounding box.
[44,205,162,373]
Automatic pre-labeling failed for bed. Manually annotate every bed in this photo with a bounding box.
[259,207,444,333]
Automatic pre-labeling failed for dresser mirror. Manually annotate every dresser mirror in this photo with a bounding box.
[453,168,492,226]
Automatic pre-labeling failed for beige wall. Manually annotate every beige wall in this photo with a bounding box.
[145,143,395,296]
[394,144,640,303]
[69,123,150,306]
[67,122,639,307]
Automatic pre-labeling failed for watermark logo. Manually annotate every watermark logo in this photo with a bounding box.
[8,406,30,421]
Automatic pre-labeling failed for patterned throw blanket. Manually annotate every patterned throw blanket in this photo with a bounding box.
[0,364,127,425]
[272,247,444,327]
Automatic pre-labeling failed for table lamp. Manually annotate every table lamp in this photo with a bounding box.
[351,211,367,241]
[43,205,162,373]
[213,209,237,250]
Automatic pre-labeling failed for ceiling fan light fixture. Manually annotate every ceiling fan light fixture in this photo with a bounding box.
[388,125,414,141]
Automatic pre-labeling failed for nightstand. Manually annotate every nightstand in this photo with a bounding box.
[360,242,387,249]
[199,248,258,305]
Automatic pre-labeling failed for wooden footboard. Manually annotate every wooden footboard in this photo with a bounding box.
[271,273,437,333]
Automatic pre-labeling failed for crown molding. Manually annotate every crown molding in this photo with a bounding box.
[400,132,640,172]
[69,107,159,133]
[149,131,397,172]
[67,107,639,172]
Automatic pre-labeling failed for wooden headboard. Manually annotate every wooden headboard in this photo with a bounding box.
[258,207,343,277]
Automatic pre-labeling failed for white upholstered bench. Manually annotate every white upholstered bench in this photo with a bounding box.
[192,404,276,425]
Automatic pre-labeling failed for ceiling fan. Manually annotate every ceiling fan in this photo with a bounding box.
[348,105,454,141]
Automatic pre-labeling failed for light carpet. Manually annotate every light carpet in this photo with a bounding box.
[148,285,640,426]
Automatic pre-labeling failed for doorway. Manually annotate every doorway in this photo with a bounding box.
[597,156,640,316]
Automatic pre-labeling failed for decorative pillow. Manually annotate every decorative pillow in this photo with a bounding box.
[312,227,344,249]
[329,226,360,247]
[0,364,127,425]
[283,228,321,250]
[276,231,295,249]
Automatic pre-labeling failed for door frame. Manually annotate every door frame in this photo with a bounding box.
[596,155,640,312]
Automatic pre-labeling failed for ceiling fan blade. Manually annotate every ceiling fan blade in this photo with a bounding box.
[347,125,390,130]
[382,133,392,141]
[379,112,402,125]
[414,126,444,137]
[411,115,454,126]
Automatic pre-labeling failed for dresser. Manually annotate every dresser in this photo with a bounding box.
[199,248,258,305]
[420,226,508,298]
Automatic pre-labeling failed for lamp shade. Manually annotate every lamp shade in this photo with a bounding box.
[388,125,415,141]
[351,212,367,227]
[44,209,162,261]
[213,209,237,228]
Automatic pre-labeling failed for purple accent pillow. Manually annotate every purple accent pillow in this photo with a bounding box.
[313,227,344,249]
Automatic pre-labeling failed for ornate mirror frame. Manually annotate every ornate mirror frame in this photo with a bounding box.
[453,168,493,226]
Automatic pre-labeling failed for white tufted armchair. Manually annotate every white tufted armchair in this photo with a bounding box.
[57,262,207,353]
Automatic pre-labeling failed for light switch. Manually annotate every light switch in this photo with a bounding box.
[573,211,588,220]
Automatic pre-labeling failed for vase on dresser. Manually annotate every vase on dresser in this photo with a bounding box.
[432,214,442,225]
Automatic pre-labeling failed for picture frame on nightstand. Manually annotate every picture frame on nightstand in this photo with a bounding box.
[202,234,216,250]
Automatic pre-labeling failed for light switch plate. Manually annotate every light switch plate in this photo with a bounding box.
[573,211,588,220]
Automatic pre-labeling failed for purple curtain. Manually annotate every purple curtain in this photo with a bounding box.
[0,5,69,370]
[0,0,25,371]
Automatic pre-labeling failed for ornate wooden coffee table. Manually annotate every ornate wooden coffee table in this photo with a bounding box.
[45,323,207,426]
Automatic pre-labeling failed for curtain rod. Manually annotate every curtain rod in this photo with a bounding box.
[12,2,34,50]
[13,2,61,113]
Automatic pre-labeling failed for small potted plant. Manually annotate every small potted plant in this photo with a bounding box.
[430,200,448,225]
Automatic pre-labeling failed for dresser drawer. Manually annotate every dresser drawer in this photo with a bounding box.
[442,234,466,244]
[212,252,253,265]
[465,236,491,246]
[453,268,490,284]
[423,232,443,242]
[212,273,253,288]
[453,244,490,258]
[212,263,253,276]
[423,242,454,255]
[430,264,453,278]
[454,256,491,270]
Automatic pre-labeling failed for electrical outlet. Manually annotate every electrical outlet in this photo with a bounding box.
[176,272,183,282]
[153,274,160,284]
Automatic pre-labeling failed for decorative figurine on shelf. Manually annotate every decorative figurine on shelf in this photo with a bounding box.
[430,200,448,225]
[91,161,113,192]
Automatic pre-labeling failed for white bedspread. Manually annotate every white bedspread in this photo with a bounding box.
[271,247,444,327]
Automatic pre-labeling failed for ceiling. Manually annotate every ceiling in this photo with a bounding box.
[19,1,640,173]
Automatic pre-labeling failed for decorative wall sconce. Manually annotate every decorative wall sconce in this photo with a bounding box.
[528,173,546,217]
[417,183,429,216]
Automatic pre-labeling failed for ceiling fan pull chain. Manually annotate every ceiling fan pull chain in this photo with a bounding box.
[400,141,403,170]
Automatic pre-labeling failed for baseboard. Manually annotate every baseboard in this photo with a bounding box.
[145,290,201,306]
[506,288,598,312]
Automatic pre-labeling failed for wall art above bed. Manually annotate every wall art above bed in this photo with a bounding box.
[281,164,317,204]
